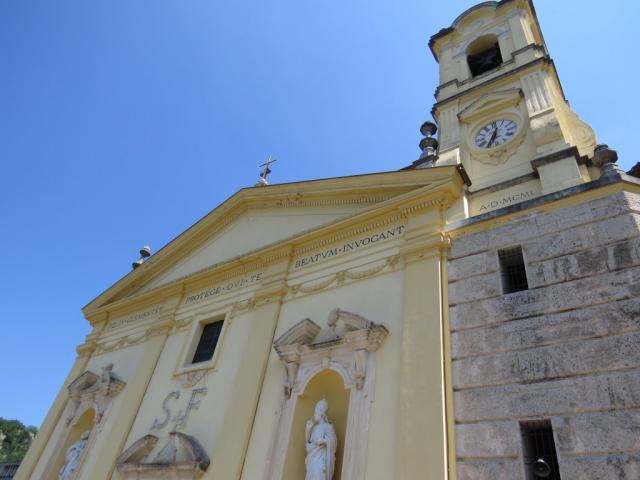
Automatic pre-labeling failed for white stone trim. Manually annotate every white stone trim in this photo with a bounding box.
[266,309,388,480]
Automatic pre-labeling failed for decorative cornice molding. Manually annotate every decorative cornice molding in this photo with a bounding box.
[265,194,394,209]
[84,172,463,321]
[76,341,98,358]
[294,214,405,256]
[399,233,451,263]
[89,318,174,355]
[399,197,450,216]
[179,259,266,290]
[288,255,401,298]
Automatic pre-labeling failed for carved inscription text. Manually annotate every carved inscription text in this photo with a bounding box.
[106,306,163,331]
[478,190,536,212]
[294,225,405,270]
[184,273,263,305]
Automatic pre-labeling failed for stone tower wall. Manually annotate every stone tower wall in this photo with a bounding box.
[448,190,640,479]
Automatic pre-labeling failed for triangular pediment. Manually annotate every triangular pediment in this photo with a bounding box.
[458,88,523,123]
[84,168,464,314]
[137,200,377,294]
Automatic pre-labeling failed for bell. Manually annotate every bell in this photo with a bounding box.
[532,458,551,478]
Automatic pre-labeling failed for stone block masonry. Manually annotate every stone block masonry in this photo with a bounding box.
[448,191,640,480]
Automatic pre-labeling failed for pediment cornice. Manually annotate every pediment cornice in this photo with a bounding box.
[83,168,463,318]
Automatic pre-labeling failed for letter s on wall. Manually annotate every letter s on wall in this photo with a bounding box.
[150,391,180,430]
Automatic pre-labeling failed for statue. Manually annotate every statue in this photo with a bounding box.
[59,430,90,480]
[305,399,337,480]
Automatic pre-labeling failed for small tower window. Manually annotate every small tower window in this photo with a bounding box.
[498,246,528,293]
[520,420,561,479]
[191,320,224,364]
[467,35,503,77]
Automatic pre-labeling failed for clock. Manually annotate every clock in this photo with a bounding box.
[475,119,518,149]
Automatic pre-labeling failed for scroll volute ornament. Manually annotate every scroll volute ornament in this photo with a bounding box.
[274,319,320,398]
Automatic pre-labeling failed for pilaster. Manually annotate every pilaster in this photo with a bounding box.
[86,321,173,480]
[395,208,450,480]
[85,288,184,480]
[204,256,290,480]
[13,354,91,480]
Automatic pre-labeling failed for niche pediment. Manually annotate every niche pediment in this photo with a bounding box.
[273,318,321,349]
[274,309,388,397]
[116,431,210,479]
[66,364,125,426]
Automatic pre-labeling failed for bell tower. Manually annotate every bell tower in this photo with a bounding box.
[428,0,604,215]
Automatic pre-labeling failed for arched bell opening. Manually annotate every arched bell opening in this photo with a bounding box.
[283,369,350,480]
[49,407,95,480]
[466,34,503,77]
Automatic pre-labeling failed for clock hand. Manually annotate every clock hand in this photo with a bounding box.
[487,127,498,147]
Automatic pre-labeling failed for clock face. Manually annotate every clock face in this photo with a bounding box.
[475,119,518,149]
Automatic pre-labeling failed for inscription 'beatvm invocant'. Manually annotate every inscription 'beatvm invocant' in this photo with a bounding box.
[294,225,405,269]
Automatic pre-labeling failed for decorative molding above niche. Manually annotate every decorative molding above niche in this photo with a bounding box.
[66,364,126,428]
[116,432,210,480]
[274,309,388,397]
[267,309,388,480]
[42,364,126,480]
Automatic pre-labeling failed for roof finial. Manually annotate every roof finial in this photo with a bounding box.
[256,156,277,186]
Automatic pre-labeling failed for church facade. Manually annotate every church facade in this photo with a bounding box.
[17,1,640,479]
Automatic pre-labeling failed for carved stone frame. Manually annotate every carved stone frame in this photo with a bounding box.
[116,431,210,479]
[44,364,125,480]
[266,309,388,480]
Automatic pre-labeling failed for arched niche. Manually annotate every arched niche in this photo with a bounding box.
[267,309,388,480]
[49,408,95,480]
[283,369,350,480]
[43,364,125,480]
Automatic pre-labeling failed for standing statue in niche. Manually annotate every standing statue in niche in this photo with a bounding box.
[305,399,337,480]
[58,430,90,480]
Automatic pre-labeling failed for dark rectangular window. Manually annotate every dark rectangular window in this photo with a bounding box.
[191,320,224,364]
[520,419,561,480]
[499,246,529,294]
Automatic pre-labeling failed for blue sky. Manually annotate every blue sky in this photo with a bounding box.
[1,0,638,427]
